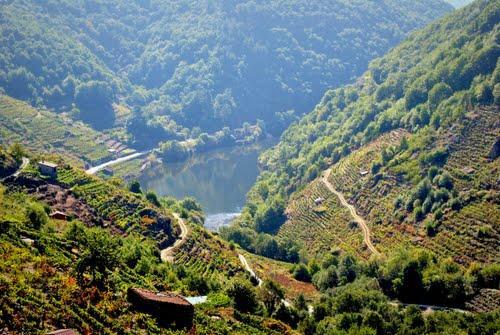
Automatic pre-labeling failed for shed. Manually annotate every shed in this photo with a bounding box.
[38,161,58,177]
[50,211,68,221]
[462,166,475,174]
[102,167,114,176]
[314,197,324,205]
[360,170,369,176]
[128,288,194,328]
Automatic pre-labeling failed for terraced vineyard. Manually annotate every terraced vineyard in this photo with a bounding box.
[278,179,368,258]
[278,130,410,258]
[0,95,111,165]
[281,109,499,266]
[420,200,500,265]
[327,129,408,218]
[465,289,500,313]
[15,162,177,249]
[444,107,499,191]
[244,252,320,303]
[173,225,244,283]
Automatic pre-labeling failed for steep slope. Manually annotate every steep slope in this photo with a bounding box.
[0,0,451,136]
[0,95,121,166]
[0,154,302,334]
[235,0,499,264]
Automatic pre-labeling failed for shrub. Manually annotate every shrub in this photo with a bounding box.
[293,264,312,282]
[393,196,404,210]
[312,266,338,291]
[145,191,160,207]
[415,179,432,201]
[449,197,462,211]
[427,166,439,180]
[414,207,424,222]
[438,172,454,190]
[180,197,202,212]
[371,161,382,174]
[425,221,439,236]
[226,279,259,313]
[434,209,444,221]
[26,202,48,229]
[422,197,433,214]
[128,180,142,194]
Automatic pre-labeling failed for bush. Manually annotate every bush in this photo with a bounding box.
[26,202,48,229]
[414,206,425,221]
[425,221,439,236]
[145,191,160,207]
[227,279,259,313]
[313,266,338,291]
[293,264,312,282]
[180,197,202,212]
[438,172,454,190]
[128,180,142,194]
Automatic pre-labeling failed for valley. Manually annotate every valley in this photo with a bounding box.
[0,0,499,334]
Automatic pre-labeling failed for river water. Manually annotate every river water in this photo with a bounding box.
[139,141,274,231]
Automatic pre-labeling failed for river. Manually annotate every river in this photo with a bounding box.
[138,141,274,231]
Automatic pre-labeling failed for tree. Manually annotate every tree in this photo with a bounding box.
[259,280,285,315]
[26,202,48,229]
[428,83,452,110]
[75,81,115,129]
[338,255,358,285]
[145,191,160,207]
[254,197,286,234]
[8,143,25,163]
[312,266,339,291]
[128,180,142,194]
[437,172,453,190]
[293,264,312,282]
[180,197,202,212]
[75,228,121,287]
[226,279,259,313]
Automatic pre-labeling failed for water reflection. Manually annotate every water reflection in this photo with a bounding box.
[139,141,274,228]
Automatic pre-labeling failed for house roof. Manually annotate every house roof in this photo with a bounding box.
[46,329,78,335]
[50,211,68,217]
[130,288,192,306]
[38,161,58,168]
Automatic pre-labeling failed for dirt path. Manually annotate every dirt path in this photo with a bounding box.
[238,254,263,286]
[160,212,189,263]
[238,253,310,310]
[86,151,149,175]
[322,169,381,256]
[2,157,30,181]
[14,157,30,177]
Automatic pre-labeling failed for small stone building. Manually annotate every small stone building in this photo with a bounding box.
[127,288,194,328]
[38,161,58,177]
[50,211,69,221]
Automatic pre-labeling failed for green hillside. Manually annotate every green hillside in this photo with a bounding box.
[230,0,499,262]
[0,95,118,166]
[0,0,451,139]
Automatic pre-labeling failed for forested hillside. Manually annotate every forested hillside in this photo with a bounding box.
[0,0,451,139]
[228,0,499,261]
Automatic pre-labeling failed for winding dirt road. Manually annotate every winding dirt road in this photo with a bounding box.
[238,254,263,286]
[86,151,148,175]
[1,157,30,181]
[160,212,189,263]
[322,169,381,256]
